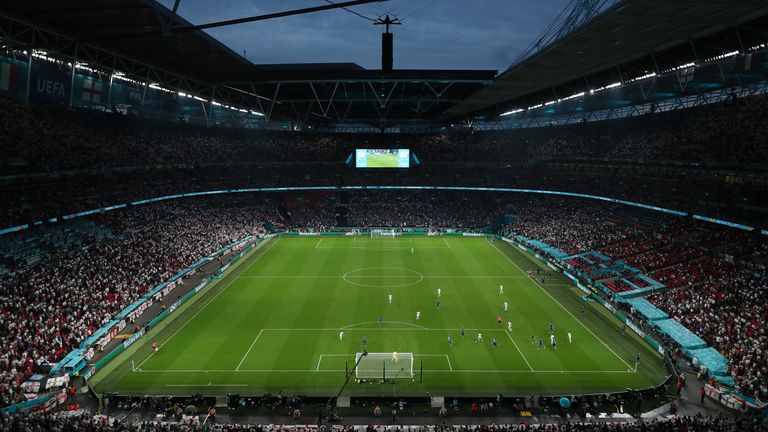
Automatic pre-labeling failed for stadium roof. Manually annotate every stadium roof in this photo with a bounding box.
[0,0,257,84]
[1,0,767,127]
[445,0,768,119]
[0,0,496,127]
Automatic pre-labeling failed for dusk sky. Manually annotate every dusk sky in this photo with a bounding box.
[157,0,572,72]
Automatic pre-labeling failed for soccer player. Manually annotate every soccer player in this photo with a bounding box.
[378,315,384,326]
[448,335,453,346]
[392,352,399,363]
[567,331,572,343]
[437,288,441,297]
[550,333,555,346]
[507,321,513,332]
[531,333,536,344]
[362,336,367,348]
[499,284,504,294]
[339,331,344,341]
[538,337,544,350]
[552,339,557,350]
[549,322,554,334]
[503,301,508,311]
[581,304,585,316]
[416,311,421,320]
[460,327,465,338]
[636,353,641,367]
[497,316,502,327]
[492,337,498,348]
[436,299,441,309]
[476,332,483,343]
[388,294,393,304]
[152,341,158,352]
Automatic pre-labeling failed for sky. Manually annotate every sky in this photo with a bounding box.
[157,0,572,72]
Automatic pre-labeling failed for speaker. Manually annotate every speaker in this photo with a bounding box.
[382,32,393,72]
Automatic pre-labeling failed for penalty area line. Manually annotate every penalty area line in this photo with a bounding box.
[505,330,534,372]
[236,329,264,371]
[488,239,635,371]
[166,384,248,387]
[137,368,633,374]
[135,238,279,371]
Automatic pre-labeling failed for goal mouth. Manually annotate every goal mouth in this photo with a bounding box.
[370,229,398,238]
[355,352,414,379]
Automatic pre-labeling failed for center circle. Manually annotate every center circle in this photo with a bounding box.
[342,267,424,288]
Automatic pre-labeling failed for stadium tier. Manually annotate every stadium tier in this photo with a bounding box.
[1,0,768,428]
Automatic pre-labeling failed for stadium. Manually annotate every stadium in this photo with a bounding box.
[0,0,767,430]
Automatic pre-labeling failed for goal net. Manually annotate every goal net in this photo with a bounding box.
[355,352,414,379]
[370,229,397,239]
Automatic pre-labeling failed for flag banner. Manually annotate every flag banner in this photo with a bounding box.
[29,62,70,104]
[678,67,695,88]
[81,78,103,104]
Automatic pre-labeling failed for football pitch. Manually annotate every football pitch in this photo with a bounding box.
[366,152,399,167]
[92,236,668,397]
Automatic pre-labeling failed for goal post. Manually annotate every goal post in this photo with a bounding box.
[370,229,397,239]
[355,352,414,379]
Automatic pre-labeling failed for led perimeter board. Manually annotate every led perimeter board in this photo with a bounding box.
[355,149,410,168]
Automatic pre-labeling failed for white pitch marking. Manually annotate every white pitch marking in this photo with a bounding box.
[488,239,635,370]
[505,330,534,371]
[236,329,264,371]
[341,321,428,330]
[445,355,453,371]
[136,238,280,370]
[443,237,452,249]
[138,369,634,374]
[165,384,248,387]
[315,238,322,248]
[263,327,503,331]
[238,275,529,279]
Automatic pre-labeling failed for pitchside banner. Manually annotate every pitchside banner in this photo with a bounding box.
[29,62,71,104]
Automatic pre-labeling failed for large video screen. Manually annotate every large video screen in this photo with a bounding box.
[355,149,410,168]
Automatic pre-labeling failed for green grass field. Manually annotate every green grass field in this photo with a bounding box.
[366,152,399,167]
[92,236,668,397]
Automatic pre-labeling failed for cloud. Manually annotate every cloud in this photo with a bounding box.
[158,0,571,70]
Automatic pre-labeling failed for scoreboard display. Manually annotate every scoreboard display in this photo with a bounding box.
[355,149,410,168]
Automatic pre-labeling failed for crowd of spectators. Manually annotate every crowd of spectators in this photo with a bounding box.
[343,191,500,229]
[2,92,768,230]
[0,197,280,406]
[3,93,768,173]
[499,197,768,398]
[1,410,765,432]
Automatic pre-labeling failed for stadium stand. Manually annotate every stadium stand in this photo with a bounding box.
[1,410,766,431]
[1,0,768,426]
[499,198,768,399]
[0,198,278,406]
[2,94,768,229]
